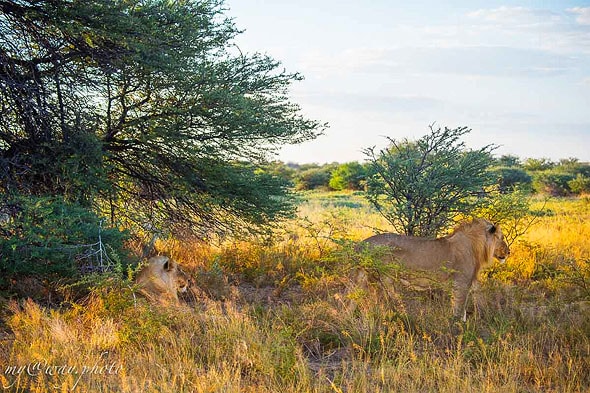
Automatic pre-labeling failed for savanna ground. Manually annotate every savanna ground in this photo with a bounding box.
[1,192,589,392]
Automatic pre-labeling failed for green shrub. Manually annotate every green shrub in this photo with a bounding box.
[568,174,590,195]
[523,158,555,172]
[490,166,532,192]
[0,195,129,286]
[364,125,496,236]
[472,187,536,246]
[294,167,333,190]
[329,162,367,191]
[532,170,575,196]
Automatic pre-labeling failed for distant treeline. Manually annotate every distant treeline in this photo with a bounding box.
[266,156,590,196]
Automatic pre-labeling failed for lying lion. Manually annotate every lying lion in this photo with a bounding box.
[135,256,191,305]
[358,218,510,321]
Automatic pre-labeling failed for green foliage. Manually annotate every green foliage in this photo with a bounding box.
[490,166,532,192]
[294,165,335,190]
[0,131,107,206]
[532,170,575,196]
[262,161,298,185]
[0,0,324,237]
[558,260,590,300]
[472,187,537,245]
[496,154,522,167]
[0,195,129,286]
[568,174,590,194]
[524,158,555,172]
[329,161,367,191]
[557,158,586,173]
[364,125,496,237]
[528,159,590,196]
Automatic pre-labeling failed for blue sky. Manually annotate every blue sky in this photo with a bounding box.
[225,1,590,163]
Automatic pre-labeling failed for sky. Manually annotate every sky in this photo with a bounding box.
[224,1,590,164]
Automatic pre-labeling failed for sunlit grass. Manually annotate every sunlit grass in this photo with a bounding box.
[1,192,589,392]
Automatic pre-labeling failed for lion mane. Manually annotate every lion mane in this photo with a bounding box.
[359,218,510,321]
[135,256,190,305]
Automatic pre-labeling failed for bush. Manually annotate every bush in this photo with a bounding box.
[496,155,522,167]
[364,125,496,236]
[0,195,129,286]
[568,174,590,195]
[524,158,555,172]
[294,166,334,190]
[490,166,532,192]
[532,170,575,196]
[472,187,536,246]
[329,162,367,191]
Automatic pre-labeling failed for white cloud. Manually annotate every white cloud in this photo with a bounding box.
[468,6,561,27]
[281,4,590,163]
[467,6,590,54]
[567,7,590,25]
[302,46,576,79]
[299,4,590,82]
[299,92,443,113]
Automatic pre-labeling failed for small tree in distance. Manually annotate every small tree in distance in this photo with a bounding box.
[329,162,367,191]
[364,125,496,237]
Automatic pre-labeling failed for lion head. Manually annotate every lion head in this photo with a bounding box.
[175,266,191,294]
[493,231,510,263]
[135,256,191,305]
[450,219,510,269]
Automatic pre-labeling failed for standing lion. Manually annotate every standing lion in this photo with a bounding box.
[358,218,510,321]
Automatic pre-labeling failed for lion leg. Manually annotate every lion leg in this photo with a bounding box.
[452,283,471,322]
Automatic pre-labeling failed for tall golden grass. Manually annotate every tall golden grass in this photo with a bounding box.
[1,192,589,392]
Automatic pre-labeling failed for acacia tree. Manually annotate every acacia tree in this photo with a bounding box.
[364,125,496,237]
[0,0,324,236]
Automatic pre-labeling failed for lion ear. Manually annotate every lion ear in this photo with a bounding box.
[162,257,173,271]
[487,224,497,234]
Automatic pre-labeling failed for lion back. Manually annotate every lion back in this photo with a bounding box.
[359,219,503,273]
[359,232,453,271]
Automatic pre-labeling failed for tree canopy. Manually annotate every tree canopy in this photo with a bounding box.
[364,125,496,237]
[0,0,325,236]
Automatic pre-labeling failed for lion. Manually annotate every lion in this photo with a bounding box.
[358,218,510,321]
[135,256,191,305]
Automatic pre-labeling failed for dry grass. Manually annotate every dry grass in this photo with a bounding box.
[1,192,589,392]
